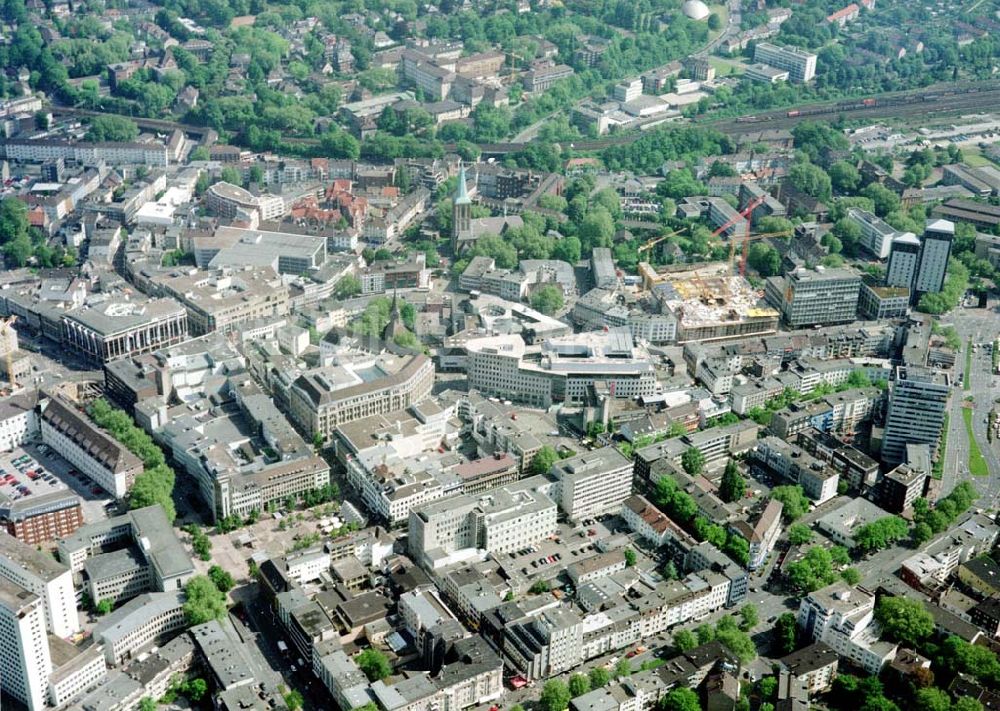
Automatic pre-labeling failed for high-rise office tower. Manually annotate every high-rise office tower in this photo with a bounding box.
[0,578,53,711]
[913,219,955,295]
[0,532,79,638]
[881,366,950,464]
[885,232,921,289]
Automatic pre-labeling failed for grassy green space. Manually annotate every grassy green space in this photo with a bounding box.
[962,406,989,477]
[708,57,743,76]
[707,4,729,41]
[963,149,994,168]
[964,339,972,390]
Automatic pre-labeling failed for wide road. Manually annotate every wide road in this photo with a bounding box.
[939,303,1000,510]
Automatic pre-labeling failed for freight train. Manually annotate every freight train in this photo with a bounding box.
[733,84,998,124]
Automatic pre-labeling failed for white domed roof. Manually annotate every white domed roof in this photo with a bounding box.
[682,0,711,20]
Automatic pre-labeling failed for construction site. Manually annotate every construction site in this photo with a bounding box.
[640,262,781,344]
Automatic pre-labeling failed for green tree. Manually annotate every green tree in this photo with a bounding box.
[738,604,758,632]
[673,629,697,651]
[540,680,571,711]
[531,445,559,475]
[356,648,392,681]
[771,485,810,522]
[853,516,910,554]
[531,285,565,315]
[774,613,799,655]
[829,161,861,194]
[284,688,304,711]
[747,243,782,277]
[718,460,746,503]
[333,275,362,300]
[786,546,837,592]
[568,674,591,698]
[614,658,632,678]
[715,624,756,664]
[589,667,611,688]
[579,207,615,251]
[183,678,208,702]
[96,598,113,615]
[139,698,156,711]
[681,447,705,475]
[208,565,234,593]
[624,548,637,567]
[841,568,861,585]
[788,161,832,202]
[85,115,139,142]
[183,575,228,625]
[220,166,242,185]
[788,523,813,545]
[860,183,900,217]
[530,580,551,594]
[914,688,952,711]
[759,676,778,700]
[552,235,582,264]
[875,596,934,646]
[954,698,984,711]
[661,687,701,711]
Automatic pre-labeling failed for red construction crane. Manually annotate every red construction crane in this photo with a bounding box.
[709,196,768,276]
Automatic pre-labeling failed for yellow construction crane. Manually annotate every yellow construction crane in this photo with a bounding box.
[637,227,687,256]
[0,315,17,388]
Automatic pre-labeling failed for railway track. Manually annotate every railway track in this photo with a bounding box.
[46,81,1000,157]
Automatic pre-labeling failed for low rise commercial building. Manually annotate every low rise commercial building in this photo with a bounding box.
[1,489,83,546]
[409,479,558,569]
[93,591,187,665]
[150,267,289,336]
[765,267,862,328]
[815,498,892,548]
[753,42,817,82]
[289,350,434,440]
[466,329,659,408]
[39,390,142,499]
[753,437,840,502]
[59,504,194,604]
[61,298,189,365]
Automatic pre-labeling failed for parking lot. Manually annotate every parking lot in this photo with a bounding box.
[0,440,115,528]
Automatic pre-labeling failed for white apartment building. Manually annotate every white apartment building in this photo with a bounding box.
[409,477,558,568]
[753,42,817,82]
[40,395,142,499]
[47,646,108,707]
[621,495,697,548]
[465,329,660,409]
[847,208,898,259]
[285,548,332,585]
[2,138,169,166]
[797,582,897,674]
[613,78,643,103]
[0,533,80,638]
[0,578,52,711]
[92,591,187,665]
[0,390,38,452]
[551,448,633,522]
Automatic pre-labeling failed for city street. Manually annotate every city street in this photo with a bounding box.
[232,583,335,711]
[939,304,1000,509]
